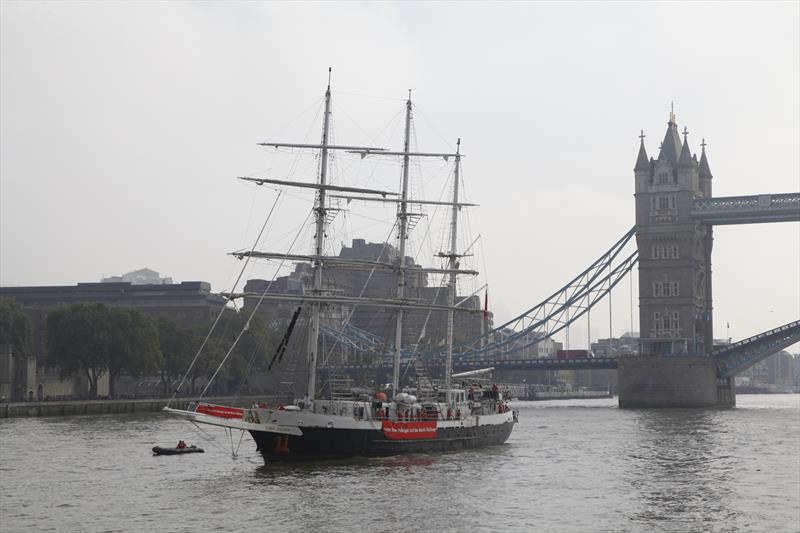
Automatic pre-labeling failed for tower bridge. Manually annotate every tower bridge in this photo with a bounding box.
[624,111,799,406]
[322,110,799,407]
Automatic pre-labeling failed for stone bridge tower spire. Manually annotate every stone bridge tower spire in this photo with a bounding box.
[634,110,714,356]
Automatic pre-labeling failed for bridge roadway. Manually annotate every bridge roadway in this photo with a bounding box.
[334,356,620,373]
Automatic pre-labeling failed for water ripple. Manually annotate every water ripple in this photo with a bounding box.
[0,395,797,532]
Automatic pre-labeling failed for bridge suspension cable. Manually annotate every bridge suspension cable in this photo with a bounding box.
[320,227,640,365]
[450,243,638,359]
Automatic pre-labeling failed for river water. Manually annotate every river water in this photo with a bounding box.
[1,395,798,532]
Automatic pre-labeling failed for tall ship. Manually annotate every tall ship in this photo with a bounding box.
[165,70,517,461]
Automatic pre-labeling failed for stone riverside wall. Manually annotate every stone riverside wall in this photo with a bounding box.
[618,355,735,408]
[0,396,263,418]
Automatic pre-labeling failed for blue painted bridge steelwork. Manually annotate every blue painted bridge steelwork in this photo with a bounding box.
[713,320,800,378]
[318,193,800,385]
[332,356,619,374]
[319,223,799,381]
[320,228,640,369]
[328,322,800,378]
[691,193,800,225]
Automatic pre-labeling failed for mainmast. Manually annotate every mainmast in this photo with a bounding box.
[306,68,333,402]
[392,91,413,395]
[444,139,461,396]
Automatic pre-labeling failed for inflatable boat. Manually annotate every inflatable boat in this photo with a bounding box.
[152,445,204,456]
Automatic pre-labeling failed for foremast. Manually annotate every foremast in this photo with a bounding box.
[244,69,394,404]
[306,72,333,401]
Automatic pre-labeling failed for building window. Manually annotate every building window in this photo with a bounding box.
[654,312,661,330]
[671,281,680,296]
[652,246,660,259]
[658,196,669,210]
[657,171,669,185]
[653,282,662,297]
[671,244,679,258]
[670,195,677,209]
[672,311,680,326]
[653,280,679,297]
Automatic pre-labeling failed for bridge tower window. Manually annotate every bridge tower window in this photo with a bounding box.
[671,281,680,296]
[653,280,680,297]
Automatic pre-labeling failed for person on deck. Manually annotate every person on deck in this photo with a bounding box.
[176,440,187,449]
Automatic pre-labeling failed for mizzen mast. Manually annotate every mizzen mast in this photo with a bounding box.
[305,68,333,402]
[444,139,461,396]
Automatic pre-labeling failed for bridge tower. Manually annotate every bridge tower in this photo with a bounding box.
[634,110,714,356]
[621,110,732,407]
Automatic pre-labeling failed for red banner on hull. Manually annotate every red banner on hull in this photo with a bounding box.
[196,403,244,420]
[382,420,437,440]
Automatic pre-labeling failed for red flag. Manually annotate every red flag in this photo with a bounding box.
[483,289,489,320]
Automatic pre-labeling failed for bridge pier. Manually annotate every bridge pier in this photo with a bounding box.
[618,355,735,408]
[716,376,736,406]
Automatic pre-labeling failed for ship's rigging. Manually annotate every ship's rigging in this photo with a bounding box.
[164,70,514,462]
[195,73,480,401]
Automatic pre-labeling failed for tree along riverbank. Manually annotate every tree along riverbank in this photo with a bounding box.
[0,395,264,418]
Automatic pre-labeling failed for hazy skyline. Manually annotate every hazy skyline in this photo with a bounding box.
[1,1,798,348]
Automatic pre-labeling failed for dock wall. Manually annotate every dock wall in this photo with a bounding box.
[0,396,262,419]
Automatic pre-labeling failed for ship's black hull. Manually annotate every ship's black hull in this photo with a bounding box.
[250,421,514,462]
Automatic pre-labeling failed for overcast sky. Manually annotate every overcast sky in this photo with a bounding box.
[1,1,798,349]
